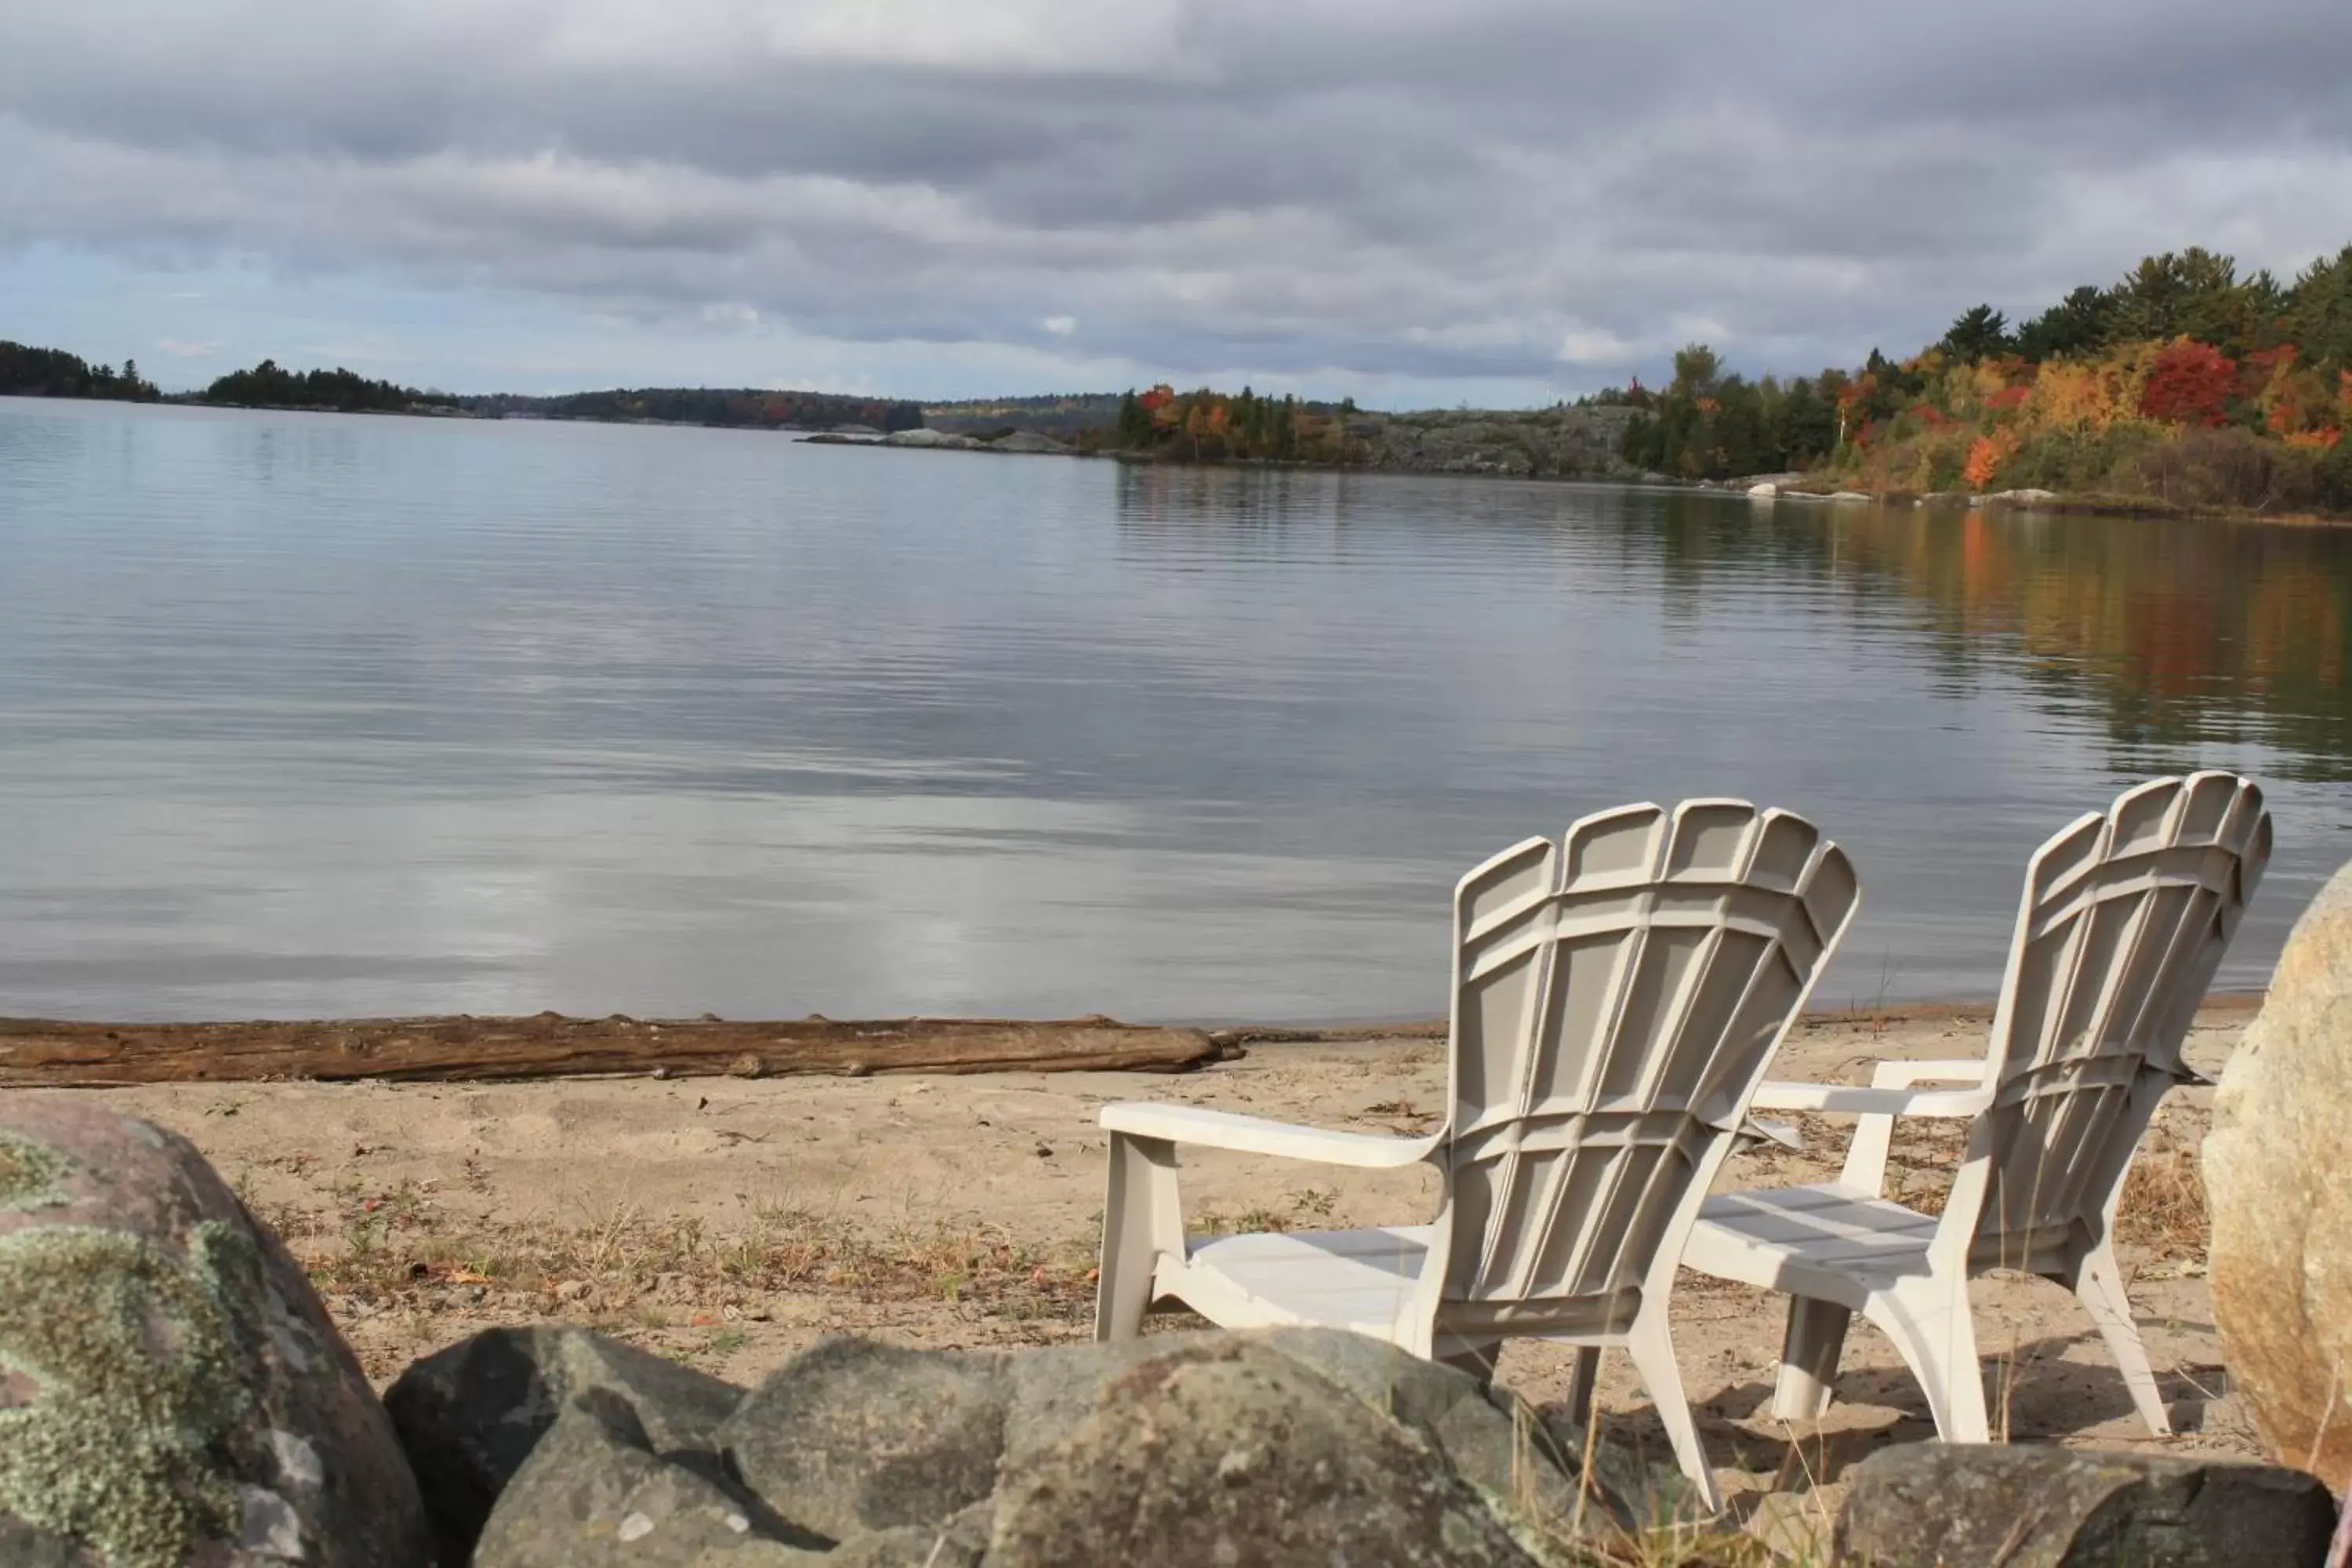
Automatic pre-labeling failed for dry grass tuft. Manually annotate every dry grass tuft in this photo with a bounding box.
[2115,1144,2208,1257]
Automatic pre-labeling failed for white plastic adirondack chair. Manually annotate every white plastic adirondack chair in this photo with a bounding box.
[1682,771,2270,1444]
[1094,799,1860,1509]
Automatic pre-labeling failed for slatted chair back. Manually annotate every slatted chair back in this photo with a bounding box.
[1436,800,1859,1340]
[1965,771,2270,1272]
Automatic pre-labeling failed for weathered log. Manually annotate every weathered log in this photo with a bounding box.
[0,1012,1239,1087]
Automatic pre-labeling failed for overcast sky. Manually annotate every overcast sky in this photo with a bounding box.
[5,1,2350,405]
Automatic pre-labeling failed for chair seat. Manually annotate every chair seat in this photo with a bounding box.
[1166,1225,1433,1336]
[1690,1185,1940,1301]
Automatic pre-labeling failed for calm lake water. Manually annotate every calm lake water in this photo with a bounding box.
[2,397,2347,1023]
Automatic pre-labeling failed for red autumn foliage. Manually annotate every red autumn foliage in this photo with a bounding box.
[2138,339,2237,426]
[1986,385,2031,412]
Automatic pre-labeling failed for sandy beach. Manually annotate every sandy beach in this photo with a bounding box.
[14,1000,2261,1539]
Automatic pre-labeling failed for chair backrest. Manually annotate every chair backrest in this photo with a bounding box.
[1437,800,1859,1337]
[1965,771,2270,1272]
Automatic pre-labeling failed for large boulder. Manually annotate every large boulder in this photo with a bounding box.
[383,1325,744,1565]
[472,1392,822,1568]
[0,1101,431,1568]
[1833,1443,2333,1567]
[711,1328,1682,1563]
[984,1337,1547,1568]
[2206,859,2352,1483]
[717,1338,1009,1545]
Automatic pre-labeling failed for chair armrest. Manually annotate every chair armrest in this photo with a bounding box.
[1748,1082,1991,1118]
[1751,1062,1992,1199]
[1099,1103,1445,1168]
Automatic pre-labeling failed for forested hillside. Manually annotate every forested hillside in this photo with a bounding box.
[0,341,158,401]
[1613,244,2352,512]
[466,387,923,431]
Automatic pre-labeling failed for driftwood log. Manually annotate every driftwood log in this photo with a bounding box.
[0,1012,1240,1087]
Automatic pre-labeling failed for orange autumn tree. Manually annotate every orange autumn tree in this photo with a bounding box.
[1963,428,2020,488]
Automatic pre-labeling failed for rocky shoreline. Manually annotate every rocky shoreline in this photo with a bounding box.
[810,419,2352,523]
[0,1089,2339,1565]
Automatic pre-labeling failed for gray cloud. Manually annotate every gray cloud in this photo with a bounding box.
[4,0,2350,397]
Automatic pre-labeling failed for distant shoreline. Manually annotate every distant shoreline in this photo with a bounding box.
[14,392,2348,525]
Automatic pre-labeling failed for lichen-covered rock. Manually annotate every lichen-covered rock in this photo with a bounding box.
[985,1337,1548,1567]
[716,1339,1009,1544]
[1832,1443,2333,1567]
[2206,858,2352,1484]
[0,1101,430,1568]
[383,1325,743,1565]
[471,1391,820,1568]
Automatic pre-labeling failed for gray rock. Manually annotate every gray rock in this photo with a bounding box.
[1833,1443,2333,1567]
[1356,405,1645,480]
[2209,858,2352,1483]
[474,1391,822,1568]
[1244,1328,1696,1531]
[715,1328,1675,1558]
[823,1504,992,1568]
[987,430,1069,455]
[996,1327,1688,1529]
[0,1101,431,1568]
[384,1326,742,1564]
[883,428,985,450]
[717,1338,1008,1544]
[985,1337,1548,1567]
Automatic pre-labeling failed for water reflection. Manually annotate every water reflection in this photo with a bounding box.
[2,400,2347,1022]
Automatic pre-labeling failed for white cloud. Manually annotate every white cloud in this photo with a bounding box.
[1557,323,1638,366]
[1040,314,1076,336]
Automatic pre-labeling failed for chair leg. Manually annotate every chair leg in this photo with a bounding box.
[1094,1133,1183,1341]
[1866,1276,1990,1443]
[1771,1295,1853,1421]
[2070,1243,2171,1436]
[1624,1311,1722,1515]
[1563,1345,1602,1430]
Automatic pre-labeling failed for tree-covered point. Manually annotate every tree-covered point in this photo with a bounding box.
[199,360,458,413]
[0,341,161,402]
[1606,344,1842,479]
[1610,239,2352,514]
[1097,383,1363,462]
[464,387,924,431]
